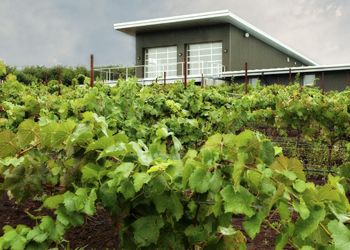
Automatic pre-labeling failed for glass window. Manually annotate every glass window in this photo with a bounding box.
[303,74,316,86]
[187,42,223,76]
[144,46,177,78]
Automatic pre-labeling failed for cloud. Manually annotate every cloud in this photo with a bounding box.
[336,7,343,17]
[0,0,349,66]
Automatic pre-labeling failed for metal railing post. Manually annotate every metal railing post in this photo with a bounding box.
[321,72,325,93]
[201,73,204,88]
[289,68,292,84]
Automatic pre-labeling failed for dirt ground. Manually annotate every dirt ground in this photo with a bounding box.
[0,193,118,249]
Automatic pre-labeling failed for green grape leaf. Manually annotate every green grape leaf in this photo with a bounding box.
[185,224,209,244]
[277,201,290,222]
[317,184,342,202]
[0,130,18,158]
[145,175,168,196]
[107,162,135,188]
[43,194,64,209]
[259,140,275,165]
[69,123,94,145]
[169,193,184,221]
[40,120,76,148]
[209,169,223,193]
[189,167,211,193]
[1,228,27,250]
[86,136,115,152]
[26,228,42,241]
[83,188,97,216]
[293,198,310,220]
[38,217,56,236]
[203,133,223,149]
[81,163,104,182]
[132,216,164,247]
[118,180,135,199]
[270,156,305,181]
[218,226,236,236]
[232,152,247,191]
[130,142,153,166]
[97,143,128,160]
[275,223,295,250]
[152,193,168,213]
[328,220,350,250]
[220,185,255,217]
[293,179,307,193]
[201,148,220,167]
[182,159,198,189]
[156,127,170,138]
[63,191,77,212]
[147,162,170,174]
[133,172,151,192]
[243,205,270,239]
[294,206,326,240]
[17,119,39,147]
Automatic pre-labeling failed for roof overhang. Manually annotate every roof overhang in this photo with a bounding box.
[114,10,317,66]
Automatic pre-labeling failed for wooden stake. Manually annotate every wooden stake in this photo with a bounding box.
[244,62,248,94]
[90,54,94,88]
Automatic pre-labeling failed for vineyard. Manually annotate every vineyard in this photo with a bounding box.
[1,72,350,249]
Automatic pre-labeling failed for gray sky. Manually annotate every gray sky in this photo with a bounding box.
[0,0,349,67]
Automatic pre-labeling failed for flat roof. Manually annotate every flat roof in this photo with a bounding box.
[114,10,317,66]
[222,64,350,77]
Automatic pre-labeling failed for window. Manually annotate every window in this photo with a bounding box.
[187,42,222,76]
[303,74,316,86]
[144,46,177,78]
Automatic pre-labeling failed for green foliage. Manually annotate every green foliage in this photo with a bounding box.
[0,59,6,77]
[0,81,350,249]
[3,65,89,85]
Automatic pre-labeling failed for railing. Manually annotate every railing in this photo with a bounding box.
[94,61,226,84]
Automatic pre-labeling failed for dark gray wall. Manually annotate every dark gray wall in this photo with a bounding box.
[321,71,350,91]
[135,23,307,78]
[136,24,231,78]
[229,26,303,70]
[231,70,350,91]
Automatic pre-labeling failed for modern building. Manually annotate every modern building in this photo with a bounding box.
[113,10,350,90]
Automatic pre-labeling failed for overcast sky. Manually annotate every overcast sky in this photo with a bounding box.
[0,0,349,67]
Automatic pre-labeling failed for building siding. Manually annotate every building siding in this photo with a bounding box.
[135,23,308,78]
[229,25,303,70]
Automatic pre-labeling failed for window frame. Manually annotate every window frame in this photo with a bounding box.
[144,46,178,79]
[186,42,223,76]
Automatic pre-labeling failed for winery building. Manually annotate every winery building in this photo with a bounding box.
[113,10,350,91]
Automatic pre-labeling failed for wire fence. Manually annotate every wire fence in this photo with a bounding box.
[266,135,348,176]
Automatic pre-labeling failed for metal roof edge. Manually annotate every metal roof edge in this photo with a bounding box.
[222,64,350,77]
[113,10,231,30]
